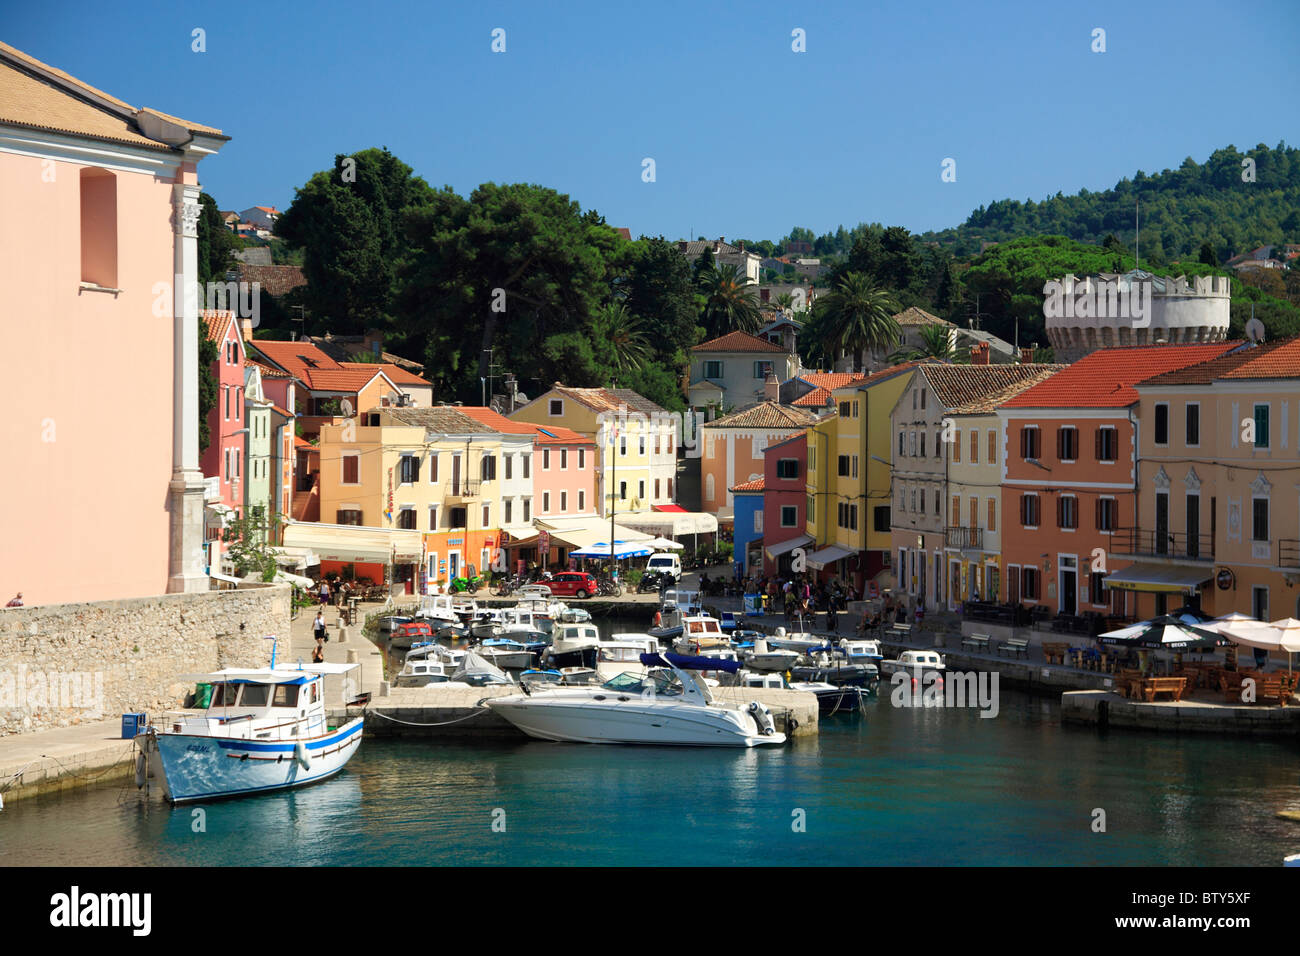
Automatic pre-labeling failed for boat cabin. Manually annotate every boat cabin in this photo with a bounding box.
[170,664,357,741]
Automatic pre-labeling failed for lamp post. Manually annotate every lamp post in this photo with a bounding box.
[610,423,618,568]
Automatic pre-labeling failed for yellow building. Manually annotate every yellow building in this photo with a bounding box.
[804,363,919,594]
[1124,338,1300,623]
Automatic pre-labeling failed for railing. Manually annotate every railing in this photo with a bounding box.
[1111,527,1214,561]
[444,479,480,499]
[1280,540,1300,570]
[945,526,983,550]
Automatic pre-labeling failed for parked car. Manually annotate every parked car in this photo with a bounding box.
[545,571,599,599]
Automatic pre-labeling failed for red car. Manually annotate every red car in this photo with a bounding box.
[545,571,598,599]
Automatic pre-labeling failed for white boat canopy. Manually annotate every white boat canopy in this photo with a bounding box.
[179,661,358,683]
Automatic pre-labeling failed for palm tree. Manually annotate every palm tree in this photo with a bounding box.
[888,323,955,363]
[697,264,763,338]
[775,291,794,313]
[814,272,900,371]
[595,302,650,373]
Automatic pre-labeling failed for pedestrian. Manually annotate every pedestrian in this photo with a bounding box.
[318,579,330,607]
[5,592,22,608]
[827,601,839,633]
[312,610,327,659]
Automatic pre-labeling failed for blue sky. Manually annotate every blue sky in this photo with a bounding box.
[10,0,1298,241]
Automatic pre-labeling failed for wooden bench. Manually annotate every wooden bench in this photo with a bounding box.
[1042,642,1070,665]
[1226,673,1297,706]
[997,636,1030,658]
[1139,676,1187,702]
[961,633,991,653]
[1116,669,1145,699]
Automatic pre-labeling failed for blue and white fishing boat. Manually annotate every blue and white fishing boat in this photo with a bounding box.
[135,659,363,804]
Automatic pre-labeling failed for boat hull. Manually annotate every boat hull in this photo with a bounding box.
[138,718,364,804]
[486,697,785,748]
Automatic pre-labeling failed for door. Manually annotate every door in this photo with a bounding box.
[1060,569,1076,615]
[950,562,962,610]
[1155,493,1169,555]
[1008,566,1020,604]
[449,551,460,581]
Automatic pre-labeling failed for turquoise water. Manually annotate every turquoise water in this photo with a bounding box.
[4,688,1299,866]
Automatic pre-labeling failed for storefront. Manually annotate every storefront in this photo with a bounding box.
[281,521,423,594]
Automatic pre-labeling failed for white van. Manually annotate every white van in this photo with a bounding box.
[645,552,681,582]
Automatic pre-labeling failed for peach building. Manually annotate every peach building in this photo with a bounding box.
[0,42,227,605]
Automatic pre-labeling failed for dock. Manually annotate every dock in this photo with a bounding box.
[1061,689,1300,735]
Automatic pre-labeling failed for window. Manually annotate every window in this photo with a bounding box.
[522,499,530,522]
[399,454,420,484]
[969,496,978,528]
[638,435,645,456]
[450,507,467,528]
[342,455,359,484]
[504,500,512,524]
[480,455,496,481]
[578,491,585,511]
[1096,427,1117,461]
[704,360,723,379]
[839,401,851,417]
[1253,586,1269,623]
[910,431,916,456]
[504,455,512,480]
[637,480,645,500]
[1095,497,1116,532]
[919,490,926,513]
[542,492,551,513]
[549,399,563,416]
[779,505,798,528]
[560,449,568,470]
[953,430,961,462]
[987,498,996,532]
[543,449,551,470]
[1089,570,1107,605]
[1254,404,1270,448]
[874,506,890,532]
[429,452,439,483]
[620,481,628,500]
[853,401,859,418]
[577,449,585,469]
[336,509,362,526]
[560,491,568,512]
[1020,493,1040,527]
[667,479,673,498]
[522,455,530,478]
[397,508,416,530]
[620,436,627,456]
[654,479,661,499]
[1185,403,1200,447]
[807,496,815,522]
[225,386,230,421]
[951,495,960,526]
[777,458,798,479]
[1057,495,1078,529]
[899,431,905,456]
[1020,427,1040,460]
[968,430,977,463]
[1154,403,1169,445]
[754,510,764,533]
[1022,567,1039,600]
[852,456,859,478]
[753,361,772,379]
[80,168,117,287]
[482,504,490,527]
[987,430,997,465]
[1057,426,1078,461]
[1252,498,1269,542]
[920,433,927,458]
[920,389,927,410]
[428,505,439,530]
[838,455,851,477]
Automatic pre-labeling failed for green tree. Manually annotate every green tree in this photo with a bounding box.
[1198,241,1219,266]
[222,506,284,581]
[890,323,954,362]
[813,272,901,371]
[696,263,763,338]
[595,302,650,373]
[197,192,240,286]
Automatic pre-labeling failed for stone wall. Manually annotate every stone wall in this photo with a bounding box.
[0,584,291,736]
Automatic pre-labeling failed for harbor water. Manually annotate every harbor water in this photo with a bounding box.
[4,686,1299,866]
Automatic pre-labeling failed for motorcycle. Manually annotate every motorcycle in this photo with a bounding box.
[449,573,485,594]
[637,571,670,594]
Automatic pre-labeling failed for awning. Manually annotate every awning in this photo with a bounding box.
[806,545,855,570]
[271,547,319,570]
[535,519,654,550]
[616,511,718,538]
[1102,563,1212,594]
[765,534,813,560]
[282,521,423,563]
[654,505,687,513]
[502,526,539,546]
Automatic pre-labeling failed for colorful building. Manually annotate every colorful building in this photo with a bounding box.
[762,433,810,576]
[687,330,800,418]
[700,401,819,521]
[997,343,1237,617]
[1125,337,1300,621]
[0,42,228,604]
[731,479,766,575]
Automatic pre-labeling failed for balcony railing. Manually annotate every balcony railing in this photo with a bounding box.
[1111,527,1214,561]
[944,526,983,550]
[444,479,480,500]
[1279,540,1300,570]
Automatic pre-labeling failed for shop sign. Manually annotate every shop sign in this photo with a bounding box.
[1216,568,1235,590]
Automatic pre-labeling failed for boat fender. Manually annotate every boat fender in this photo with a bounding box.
[748,701,777,736]
[294,740,311,770]
[135,751,147,789]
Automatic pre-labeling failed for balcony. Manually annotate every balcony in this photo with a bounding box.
[1278,540,1300,571]
[944,526,984,551]
[1111,527,1214,562]
[443,479,480,502]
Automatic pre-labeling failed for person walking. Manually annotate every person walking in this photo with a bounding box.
[312,611,327,661]
[318,580,330,607]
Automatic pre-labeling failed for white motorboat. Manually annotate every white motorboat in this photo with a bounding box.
[416,594,461,631]
[765,624,824,653]
[485,652,787,747]
[596,635,661,681]
[394,659,471,688]
[837,638,884,665]
[475,638,536,671]
[135,659,363,804]
[671,614,730,655]
[743,638,802,672]
[498,606,552,645]
[546,621,602,670]
[879,649,946,678]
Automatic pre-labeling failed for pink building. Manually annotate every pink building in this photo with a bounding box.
[762,432,810,577]
[201,312,247,570]
[0,42,227,605]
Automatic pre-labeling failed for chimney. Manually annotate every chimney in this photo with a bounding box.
[241,317,254,343]
[1020,347,1034,363]
[764,369,779,403]
[971,343,990,365]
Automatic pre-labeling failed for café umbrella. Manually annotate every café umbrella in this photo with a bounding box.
[1097,616,1224,650]
[1212,618,1300,671]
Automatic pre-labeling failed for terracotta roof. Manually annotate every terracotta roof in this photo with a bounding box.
[948,367,1068,414]
[200,310,237,344]
[379,406,505,434]
[692,330,789,354]
[920,363,1068,410]
[270,404,294,419]
[845,360,927,392]
[294,437,315,450]
[536,385,666,417]
[1003,344,1240,409]
[239,264,307,297]
[1137,341,1282,386]
[703,401,819,430]
[251,341,345,378]
[0,42,223,149]
[304,368,392,392]
[894,307,954,328]
[247,359,294,380]
[796,372,864,390]
[730,478,766,493]
[342,363,431,387]
[454,407,588,443]
[792,387,834,407]
[1219,336,1300,380]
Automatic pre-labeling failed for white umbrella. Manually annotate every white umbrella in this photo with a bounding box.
[1217,618,1300,672]
[646,537,684,551]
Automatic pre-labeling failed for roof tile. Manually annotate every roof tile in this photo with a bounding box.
[703,401,819,430]
[692,330,790,354]
[1003,343,1240,408]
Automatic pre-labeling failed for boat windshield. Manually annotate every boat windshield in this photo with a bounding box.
[600,670,683,697]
